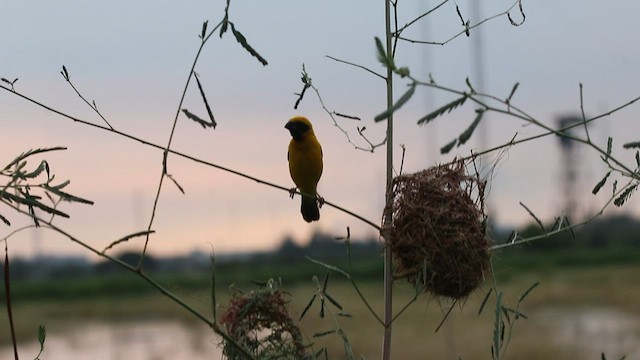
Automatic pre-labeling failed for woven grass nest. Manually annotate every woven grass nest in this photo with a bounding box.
[384,159,489,299]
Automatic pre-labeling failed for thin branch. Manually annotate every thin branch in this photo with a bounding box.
[307,81,386,152]
[325,55,385,80]
[60,66,114,130]
[491,176,638,250]
[579,83,591,142]
[397,0,523,46]
[394,0,449,36]
[138,18,227,269]
[0,84,380,230]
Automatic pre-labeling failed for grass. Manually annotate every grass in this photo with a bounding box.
[2,249,640,359]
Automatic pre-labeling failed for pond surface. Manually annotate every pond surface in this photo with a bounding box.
[0,320,223,360]
[1,306,638,359]
[536,307,640,359]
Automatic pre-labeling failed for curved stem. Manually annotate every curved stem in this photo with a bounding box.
[138,20,224,269]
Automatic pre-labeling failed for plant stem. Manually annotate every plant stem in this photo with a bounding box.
[4,245,19,360]
[382,0,394,358]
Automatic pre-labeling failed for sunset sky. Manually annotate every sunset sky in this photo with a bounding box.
[2,0,640,259]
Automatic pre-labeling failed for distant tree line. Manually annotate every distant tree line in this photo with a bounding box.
[3,214,639,281]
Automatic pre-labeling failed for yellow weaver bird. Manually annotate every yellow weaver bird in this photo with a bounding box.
[285,116,323,222]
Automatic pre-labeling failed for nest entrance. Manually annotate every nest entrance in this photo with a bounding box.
[384,159,489,299]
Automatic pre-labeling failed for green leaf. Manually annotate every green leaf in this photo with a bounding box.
[374,36,395,70]
[606,137,612,159]
[324,292,343,310]
[518,281,539,303]
[102,230,155,253]
[396,66,410,78]
[465,77,476,94]
[299,294,316,321]
[623,141,640,149]
[636,151,640,167]
[181,109,214,129]
[38,325,46,349]
[193,72,217,129]
[506,82,519,104]
[1,77,18,86]
[219,0,230,38]
[20,160,48,179]
[167,173,185,194]
[3,147,66,171]
[614,184,638,207]
[0,213,10,226]
[478,288,493,315]
[47,180,70,191]
[199,20,208,39]
[229,22,268,66]
[440,138,457,154]
[493,291,503,359]
[313,330,336,338]
[1,191,69,218]
[374,82,416,122]
[519,202,544,231]
[42,184,94,205]
[592,171,611,195]
[417,95,468,125]
[61,65,69,81]
[305,256,349,277]
[458,109,484,145]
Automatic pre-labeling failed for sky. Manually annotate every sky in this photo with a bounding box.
[2,0,640,259]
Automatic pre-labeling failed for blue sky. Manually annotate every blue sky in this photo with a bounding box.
[2,0,640,258]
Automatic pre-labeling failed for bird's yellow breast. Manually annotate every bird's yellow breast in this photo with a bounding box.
[288,133,323,194]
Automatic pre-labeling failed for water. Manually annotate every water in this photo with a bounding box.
[537,307,640,359]
[0,320,223,360]
[2,307,638,359]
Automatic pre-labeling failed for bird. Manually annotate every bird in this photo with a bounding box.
[285,116,323,222]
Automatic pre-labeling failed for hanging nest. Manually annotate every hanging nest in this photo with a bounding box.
[220,287,310,360]
[383,158,489,299]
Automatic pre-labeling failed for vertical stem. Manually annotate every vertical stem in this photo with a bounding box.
[382,0,394,359]
[4,246,19,360]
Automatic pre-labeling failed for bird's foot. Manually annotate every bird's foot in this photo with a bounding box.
[289,187,297,199]
[317,194,325,208]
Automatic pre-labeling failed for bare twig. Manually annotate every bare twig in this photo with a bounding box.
[60,66,114,130]
[397,0,523,46]
[306,79,386,152]
[326,55,385,80]
[579,83,591,142]
[394,0,449,36]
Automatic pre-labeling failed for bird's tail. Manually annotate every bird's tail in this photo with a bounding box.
[301,194,320,222]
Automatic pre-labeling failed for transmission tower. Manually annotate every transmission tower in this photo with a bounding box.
[556,115,584,222]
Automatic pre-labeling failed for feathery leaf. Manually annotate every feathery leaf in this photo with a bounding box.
[417,95,468,125]
[374,83,416,122]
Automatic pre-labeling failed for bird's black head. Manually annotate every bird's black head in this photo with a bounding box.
[285,116,313,141]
